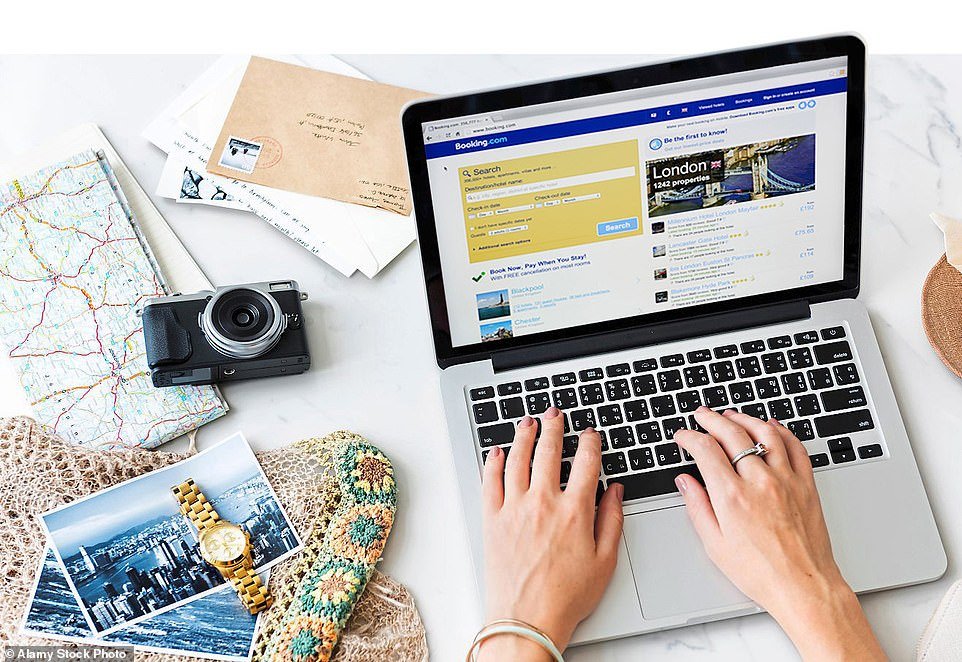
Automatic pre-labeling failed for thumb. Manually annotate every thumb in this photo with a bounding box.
[594,482,625,565]
[676,474,721,548]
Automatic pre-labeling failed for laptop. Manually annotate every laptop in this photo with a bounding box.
[401,35,947,644]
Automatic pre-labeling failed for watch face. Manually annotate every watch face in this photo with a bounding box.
[199,522,247,563]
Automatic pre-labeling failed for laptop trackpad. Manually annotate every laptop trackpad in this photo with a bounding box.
[625,506,753,621]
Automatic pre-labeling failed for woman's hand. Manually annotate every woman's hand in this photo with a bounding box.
[479,407,624,661]
[674,407,886,661]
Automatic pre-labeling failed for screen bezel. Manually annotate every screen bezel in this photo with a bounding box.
[402,36,865,368]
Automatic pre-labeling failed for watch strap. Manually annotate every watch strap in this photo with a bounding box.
[171,477,220,530]
[230,565,273,614]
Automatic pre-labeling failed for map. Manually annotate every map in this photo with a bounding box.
[0,150,226,449]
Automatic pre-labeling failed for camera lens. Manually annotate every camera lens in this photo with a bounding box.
[200,286,287,359]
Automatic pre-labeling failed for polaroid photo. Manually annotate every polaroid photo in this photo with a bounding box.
[217,137,262,174]
[22,548,263,661]
[41,432,301,636]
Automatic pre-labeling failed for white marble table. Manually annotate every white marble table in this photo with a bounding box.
[1,54,961,661]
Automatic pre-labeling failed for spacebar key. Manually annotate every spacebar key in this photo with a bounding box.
[609,466,704,500]
[814,409,875,437]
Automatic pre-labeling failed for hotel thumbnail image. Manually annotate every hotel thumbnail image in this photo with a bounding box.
[655,291,669,303]
[654,268,667,281]
[647,134,815,218]
[653,245,666,258]
[480,319,513,342]
[477,289,511,321]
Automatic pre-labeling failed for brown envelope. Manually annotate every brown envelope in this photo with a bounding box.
[206,57,428,215]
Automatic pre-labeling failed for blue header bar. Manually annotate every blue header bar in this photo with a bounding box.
[424,77,847,159]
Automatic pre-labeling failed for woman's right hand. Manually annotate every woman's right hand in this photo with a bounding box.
[674,408,886,661]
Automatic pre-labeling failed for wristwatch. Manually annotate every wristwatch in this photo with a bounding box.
[171,477,273,614]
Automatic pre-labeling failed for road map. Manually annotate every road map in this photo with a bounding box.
[0,150,226,449]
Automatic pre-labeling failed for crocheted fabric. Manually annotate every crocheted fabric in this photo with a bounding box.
[0,417,426,662]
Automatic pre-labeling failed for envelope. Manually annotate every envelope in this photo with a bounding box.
[206,56,428,215]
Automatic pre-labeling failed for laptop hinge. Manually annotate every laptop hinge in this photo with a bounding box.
[491,300,811,373]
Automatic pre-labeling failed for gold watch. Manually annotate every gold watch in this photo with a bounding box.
[171,477,272,614]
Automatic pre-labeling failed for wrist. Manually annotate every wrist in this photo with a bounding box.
[476,634,552,662]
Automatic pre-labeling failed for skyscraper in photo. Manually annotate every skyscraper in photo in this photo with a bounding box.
[78,545,97,573]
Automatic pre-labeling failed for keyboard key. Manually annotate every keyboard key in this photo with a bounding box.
[781,372,808,394]
[858,444,884,459]
[820,386,867,412]
[714,344,739,358]
[687,415,706,433]
[728,381,755,404]
[631,374,657,397]
[624,399,650,422]
[767,335,792,349]
[809,453,830,467]
[627,447,655,471]
[709,361,737,383]
[526,392,551,415]
[609,465,704,500]
[661,354,685,368]
[635,422,662,444]
[578,383,605,406]
[662,417,688,439]
[815,409,874,437]
[807,368,834,390]
[606,363,631,377]
[552,372,577,387]
[740,340,765,353]
[827,437,853,453]
[609,426,636,449]
[500,397,525,419]
[633,358,658,372]
[754,377,781,399]
[686,349,712,363]
[794,394,821,416]
[768,399,794,420]
[482,446,509,463]
[655,442,682,465]
[525,377,549,391]
[741,403,768,420]
[560,461,572,485]
[497,382,522,396]
[794,331,819,344]
[814,341,853,365]
[676,390,702,413]
[762,352,788,374]
[820,326,846,340]
[787,347,814,369]
[702,386,729,408]
[650,395,676,417]
[552,388,578,409]
[736,356,762,378]
[602,451,629,475]
[833,363,860,385]
[562,435,579,458]
[598,429,608,451]
[832,449,856,464]
[658,369,684,392]
[473,401,499,424]
[477,422,515,447]
[786,419,814,441]
[579,367,604,382]
[470,386,494,400]
[683,365,710,387]
[605,379,632,401]
[597,404,624,427]
[570,408,597,431]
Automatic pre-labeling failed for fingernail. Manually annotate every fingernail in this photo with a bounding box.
[696,405,709,412]
[545,407,561,419]
[769,418,780,427]
[723,409,735,416]
[615,483,625,501]
[675,475,688,494]
[582,426,596,435]
[519,416,534,428]
[490,446,502,459]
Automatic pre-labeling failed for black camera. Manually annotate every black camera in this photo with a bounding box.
[141,281,311,387]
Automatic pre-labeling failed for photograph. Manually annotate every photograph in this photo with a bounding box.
[22,548,262,661]
[41,432,301,636]
[476,289,511,321]
[480,319,513,342]
[655,291,669,303]
[181,166,234,202]
[654,268,668,280]
[653,245,667,258]
[217,137,262,173]
[647,134,816,217]
[651,221,666,234]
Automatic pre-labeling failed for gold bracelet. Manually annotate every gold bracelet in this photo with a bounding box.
[465,618,564,662]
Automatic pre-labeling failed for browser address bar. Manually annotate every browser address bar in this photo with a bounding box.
[464,166,636,203]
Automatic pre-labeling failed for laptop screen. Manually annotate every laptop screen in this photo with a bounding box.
[420,55,850,348]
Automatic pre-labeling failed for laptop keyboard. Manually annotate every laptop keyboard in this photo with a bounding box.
[467,324,886,503]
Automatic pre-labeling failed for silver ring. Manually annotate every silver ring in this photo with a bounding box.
[730,442,769,467]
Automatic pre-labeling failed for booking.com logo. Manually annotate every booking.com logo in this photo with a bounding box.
[454,136,508,151]
[649,138,663,150]
[798,99,817,110]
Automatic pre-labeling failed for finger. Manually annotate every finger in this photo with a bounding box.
[721,410,791,472]
[566,427,603,502]
[673,429,739,492]
[769,418,813,477]
[694,407,768,476]
[531,407,564,491]
[481,445,505,513]
[594,483,625,563]
[504,416,537,497]
[675,473,721,549]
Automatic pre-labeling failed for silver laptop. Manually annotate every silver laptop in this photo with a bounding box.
[401,35,946,644]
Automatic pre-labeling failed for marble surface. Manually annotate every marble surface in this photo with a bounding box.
[1,54,961,660]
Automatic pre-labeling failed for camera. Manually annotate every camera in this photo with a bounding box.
[141,281,311,387]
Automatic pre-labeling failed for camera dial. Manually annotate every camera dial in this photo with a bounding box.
[200,286,287,359]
